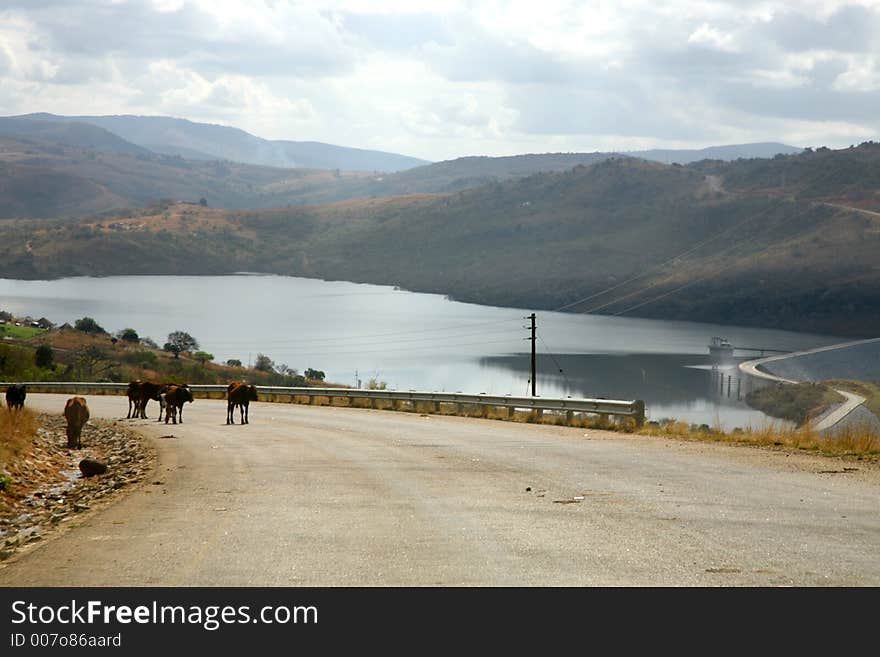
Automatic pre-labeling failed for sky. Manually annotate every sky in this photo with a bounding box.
[1,0,879,162]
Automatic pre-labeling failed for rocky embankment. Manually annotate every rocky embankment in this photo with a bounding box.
[0,414,154,564]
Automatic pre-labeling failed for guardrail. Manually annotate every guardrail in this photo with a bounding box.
[2,382,646,426]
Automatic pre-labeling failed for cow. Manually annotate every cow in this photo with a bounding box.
[126,380,141,418]
[129,380,167,419]
[164,384,194,425]
[64,396,90,449]
[5,384,26,411]
[226,381,258,425]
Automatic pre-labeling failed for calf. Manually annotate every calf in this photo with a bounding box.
[64,396,90,449]
[5,384,26,411]
[164,384,194,425]
[226,381,258,425]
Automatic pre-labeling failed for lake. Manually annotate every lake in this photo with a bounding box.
[0,274,844,429]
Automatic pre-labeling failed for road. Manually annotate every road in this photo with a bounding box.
[2,394,879,586]
[739,341,878,433]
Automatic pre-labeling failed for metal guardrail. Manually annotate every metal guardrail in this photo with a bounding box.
[2,382,646,426]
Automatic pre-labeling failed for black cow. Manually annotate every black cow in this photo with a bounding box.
[5,384,26,410]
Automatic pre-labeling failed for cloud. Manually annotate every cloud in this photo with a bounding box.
[1,1,879,160]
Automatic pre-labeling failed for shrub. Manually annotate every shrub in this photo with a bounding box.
[74,316,106,335]
[34,343,54,369]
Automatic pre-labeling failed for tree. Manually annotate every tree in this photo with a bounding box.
[118,328,140,343]
[34,343,54,369]
[194,351,214,366]
[254,353,274,372]
[140,336,159,349]
[305,368,325,381]
[164,330,199,359]
[199,197,208,207]
[72,345,114,379]
[226,359,242,368]
[74,316,106,335]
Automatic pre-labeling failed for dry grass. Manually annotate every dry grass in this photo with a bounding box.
[0,407,38,469]
[638,417,880,460]
[0,407,39,504]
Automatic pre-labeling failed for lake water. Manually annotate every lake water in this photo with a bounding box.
[0,274,843,429]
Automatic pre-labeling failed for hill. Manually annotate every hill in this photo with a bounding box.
[10,113,430,172]
[3,142,880,336]
[629,142,802,165]
[0,119,621,217]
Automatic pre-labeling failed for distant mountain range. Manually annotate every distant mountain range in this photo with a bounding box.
[627,143,803,164]
[8,113,431,172]
[4,113,803,172]
[0,112,808,219]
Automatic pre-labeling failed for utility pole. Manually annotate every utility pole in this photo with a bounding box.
[528,313,536,397]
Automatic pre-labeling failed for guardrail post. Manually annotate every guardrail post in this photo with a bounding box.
[309,395,317,405]
[535,409,543,420]
[566,410,574,425]
[481,404,490,418]
[633,400,646,428]
[507,406,516,419]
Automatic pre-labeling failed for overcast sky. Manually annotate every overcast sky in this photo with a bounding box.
[1,0,878,161]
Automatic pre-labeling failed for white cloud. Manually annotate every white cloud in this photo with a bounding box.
[0,1,879,159]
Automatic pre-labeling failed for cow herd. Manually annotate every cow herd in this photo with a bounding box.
[3,380,260,451]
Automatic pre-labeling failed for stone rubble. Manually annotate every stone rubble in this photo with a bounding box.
[0,413,155,562]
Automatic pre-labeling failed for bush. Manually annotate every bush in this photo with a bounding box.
[305,368,325,381]
[74,316,106,335]
[254,354,274,372]
[34,343,54,369]
[126,350,159,367]
[118,328,140,343]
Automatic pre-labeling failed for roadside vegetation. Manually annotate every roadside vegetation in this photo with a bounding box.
[825,379,880,418]
[744,382,845,426]
[0,406,38,511]
[0,316,325,388]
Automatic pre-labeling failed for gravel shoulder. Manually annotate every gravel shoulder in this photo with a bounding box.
[0,412,156,565]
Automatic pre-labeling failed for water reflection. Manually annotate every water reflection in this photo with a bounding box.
[481,352,780,430]
[0,274,830,429]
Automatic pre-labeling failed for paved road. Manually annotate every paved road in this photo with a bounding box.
[2,394,879,586]
[739,348,869,433]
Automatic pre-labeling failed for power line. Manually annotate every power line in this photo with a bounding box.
[551,162,841,317]
[537,330,571,390]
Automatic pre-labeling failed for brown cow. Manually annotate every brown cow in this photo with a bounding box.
[130,380,167,419]
[164,384,194,425]
[64,396,89,449]
[226,381,258,425]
